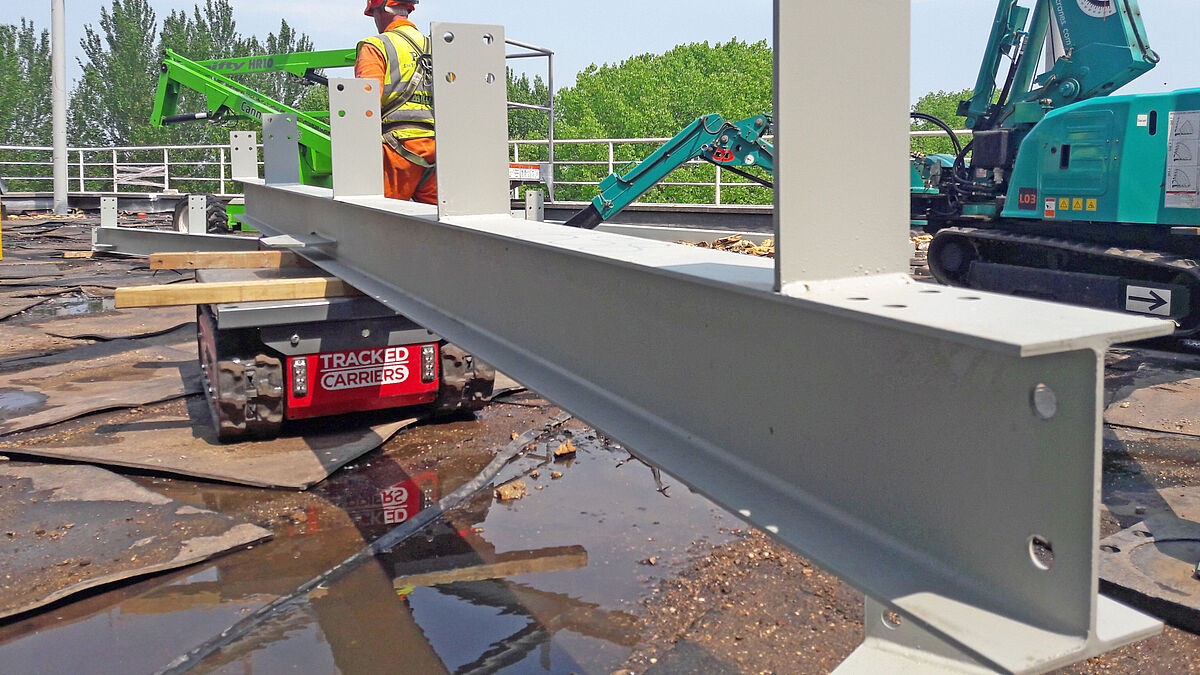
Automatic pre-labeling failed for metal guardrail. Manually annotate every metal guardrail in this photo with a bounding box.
[0,144,254,197]
[0,128,972,204]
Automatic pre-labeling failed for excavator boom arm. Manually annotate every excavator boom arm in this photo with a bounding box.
[564,114,773,229]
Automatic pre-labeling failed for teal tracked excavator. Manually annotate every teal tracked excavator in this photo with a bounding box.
[571,1,1200,334]
[912,0,1200,333]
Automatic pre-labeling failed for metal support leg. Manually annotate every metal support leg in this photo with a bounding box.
[100,197,117,229]
[187,194,207,235]
[524,190,544,222]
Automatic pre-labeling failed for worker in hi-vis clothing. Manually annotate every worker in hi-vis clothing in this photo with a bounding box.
[358,0,437,203]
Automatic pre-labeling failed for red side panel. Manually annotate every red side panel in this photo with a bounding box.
[286,343,439,420]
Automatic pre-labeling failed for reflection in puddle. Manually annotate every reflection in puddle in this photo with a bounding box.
[0,390,46,421]
[23,296,115,319]
[0,419,736,675]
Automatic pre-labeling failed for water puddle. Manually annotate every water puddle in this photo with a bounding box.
[22,296,116,319]
[0,406,738,674]
[0,390,46,421]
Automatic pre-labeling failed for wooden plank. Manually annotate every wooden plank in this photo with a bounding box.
[148,250,308,270]
[63,250,95,259]
[115,277,361,308]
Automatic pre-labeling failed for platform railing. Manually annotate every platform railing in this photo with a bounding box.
[1,128,972,205]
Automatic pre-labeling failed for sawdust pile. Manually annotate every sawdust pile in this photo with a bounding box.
[679,235,775,257]
[678,234,934,258]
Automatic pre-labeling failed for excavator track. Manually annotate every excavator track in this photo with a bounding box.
[928,227,1200,334]
[197,306,285,441]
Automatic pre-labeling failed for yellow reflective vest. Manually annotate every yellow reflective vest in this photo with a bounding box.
[358,25,434,143]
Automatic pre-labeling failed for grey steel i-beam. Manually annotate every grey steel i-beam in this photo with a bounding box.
[235,7,1172,673]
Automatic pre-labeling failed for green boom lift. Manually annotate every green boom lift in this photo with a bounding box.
[151,47,356,228]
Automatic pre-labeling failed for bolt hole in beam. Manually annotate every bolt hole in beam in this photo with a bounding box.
[442,31,454,42]
[1133,530,1153,538]
[1100,544,1121,553]
[482,33,493,44]
[445,72,457,83]
[1029,535,1055,571]
[882,610,904,630]
[337,83,345,91]
[1031,383,1058,420]
[485,73,495,84]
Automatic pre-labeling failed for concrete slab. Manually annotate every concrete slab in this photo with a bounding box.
[0,396,419,489]
[27,307,194,341]
[0,339,200,435]
[1101,487,1200,632]
[0,462,271,620]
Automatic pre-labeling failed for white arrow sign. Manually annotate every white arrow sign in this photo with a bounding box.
[1125,285,1172,316]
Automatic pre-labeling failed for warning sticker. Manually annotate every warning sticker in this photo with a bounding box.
[1166,110,1200,209]
[1045,197,1057,219]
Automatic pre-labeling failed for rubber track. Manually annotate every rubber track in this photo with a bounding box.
[930,226,1200,330]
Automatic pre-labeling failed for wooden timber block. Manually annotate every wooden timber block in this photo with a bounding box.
[149,250,309,270]
[114,277,362,309]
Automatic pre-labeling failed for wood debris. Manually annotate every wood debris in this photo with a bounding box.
[679,235,774,257]
[554,439,577,457]
[494,480,528,501]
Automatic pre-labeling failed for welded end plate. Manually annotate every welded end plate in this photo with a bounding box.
[100,196,117,229]
[431,22,509,217]
[262,114,301,185]
[230,131,258,181]
[186,194,207,235]
[329,77,384,198]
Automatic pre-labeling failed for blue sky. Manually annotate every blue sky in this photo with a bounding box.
[18,0,1200,102]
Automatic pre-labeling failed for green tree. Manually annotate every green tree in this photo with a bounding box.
[507,68,549,141]
[67,0,319,192]
[0,20,51,146]
[911,89,972,156]
[242,19,317,110]
[556,39,772,139]
[551,39,774,204]
[0,20,52,191]
[69,0,161,147]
